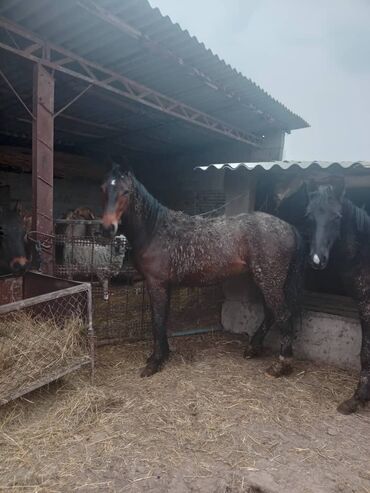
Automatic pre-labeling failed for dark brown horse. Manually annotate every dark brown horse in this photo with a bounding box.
[0,205,29,275]
[306,177,370,414]
[101,165,305,378]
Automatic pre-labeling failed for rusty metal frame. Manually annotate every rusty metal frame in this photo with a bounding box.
[0,16,262,147]
[32,63,54,274]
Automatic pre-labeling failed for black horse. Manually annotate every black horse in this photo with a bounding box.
[101,164,305,378]
[306,177,370,414]
[0,206,29,275]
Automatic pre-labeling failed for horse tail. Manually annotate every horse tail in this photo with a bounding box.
[284,226,307,320]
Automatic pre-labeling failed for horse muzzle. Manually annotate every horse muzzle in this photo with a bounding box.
[101,219,118,238]
[10,256,29,274]
[309,252,328,270]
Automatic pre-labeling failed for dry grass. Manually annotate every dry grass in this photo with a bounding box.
[0,313,88,402]
[0,333,369,492]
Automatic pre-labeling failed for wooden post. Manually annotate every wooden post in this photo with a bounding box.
[32,63,54,274]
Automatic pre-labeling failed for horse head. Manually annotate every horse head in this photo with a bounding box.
[0,204,29,275]
[101,163,134,238]
[305,176,345,270]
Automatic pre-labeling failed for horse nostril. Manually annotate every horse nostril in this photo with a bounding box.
[102,224,115,238]
[10,257,28,273]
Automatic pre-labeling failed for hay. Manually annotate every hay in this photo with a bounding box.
[0,334,369,492]
[0,312,88,401]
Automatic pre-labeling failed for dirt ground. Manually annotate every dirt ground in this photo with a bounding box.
[0,332,369,493]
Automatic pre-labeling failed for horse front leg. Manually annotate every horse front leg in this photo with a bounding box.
[254,281,294,377]
[141,281,170,378]
[338,305,370,414]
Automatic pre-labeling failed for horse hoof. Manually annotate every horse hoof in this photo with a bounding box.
[244,345,263,359]
[266,361,293,378]
[146,353,156,364]
[337,397,360,415]
[140,361,161,378]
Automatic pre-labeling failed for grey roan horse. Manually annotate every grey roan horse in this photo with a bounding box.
[101,165,305,379]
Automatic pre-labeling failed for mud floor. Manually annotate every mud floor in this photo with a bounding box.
[0,332,369,492]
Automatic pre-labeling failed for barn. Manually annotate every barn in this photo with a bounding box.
[0,2,369,492]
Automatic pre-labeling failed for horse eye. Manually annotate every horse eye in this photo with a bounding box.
[122,190,129,196]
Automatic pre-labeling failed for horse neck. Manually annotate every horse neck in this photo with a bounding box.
[121,179,167,252]
[341,199,370,245]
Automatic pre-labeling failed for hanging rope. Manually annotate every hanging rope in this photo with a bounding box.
[195,192,251,217]
[54,84,92,118]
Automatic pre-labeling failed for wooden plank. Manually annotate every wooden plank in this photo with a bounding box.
[303,290,359,319]
[0,282,89,314]
[0,145,107,181]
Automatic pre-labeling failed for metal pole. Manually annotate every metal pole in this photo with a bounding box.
[32,63,54,274]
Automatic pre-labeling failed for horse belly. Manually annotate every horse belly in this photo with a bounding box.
[174,256,249,286]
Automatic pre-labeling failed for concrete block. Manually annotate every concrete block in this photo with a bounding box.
[224,299,361,370]
[222,299,264,335]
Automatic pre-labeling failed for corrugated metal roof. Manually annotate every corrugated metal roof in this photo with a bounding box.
[196,161,370,172]
[0,0,308,147]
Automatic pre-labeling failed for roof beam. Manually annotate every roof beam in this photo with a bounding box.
[0,17,262,147]
[77,0,279,127]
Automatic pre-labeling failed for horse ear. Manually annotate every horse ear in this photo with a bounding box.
[305,179,318,197]
[330,176,345,201]
[120,162,134,176]
[111,162,122,176]
[14,200,23,215]
[127,165,135,176]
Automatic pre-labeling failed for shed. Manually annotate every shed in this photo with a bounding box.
[0,0,307,339]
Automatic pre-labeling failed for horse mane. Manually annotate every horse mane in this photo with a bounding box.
[130,174,171,229]
[343,199,370,236]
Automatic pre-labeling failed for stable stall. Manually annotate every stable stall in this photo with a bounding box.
[196,160,370,370]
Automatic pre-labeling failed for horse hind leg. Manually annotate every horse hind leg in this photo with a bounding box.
[251,277,295,377]
[244,307,274,359]
[265,314,294,377]
[265,233,304,378]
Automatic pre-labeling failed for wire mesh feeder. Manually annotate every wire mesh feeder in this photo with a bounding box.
[93,280,223,345]
[51,219,128,301]
[30,225,222,346]
[0,272,94,406]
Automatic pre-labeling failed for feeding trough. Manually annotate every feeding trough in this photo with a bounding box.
[0,272,94,406]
